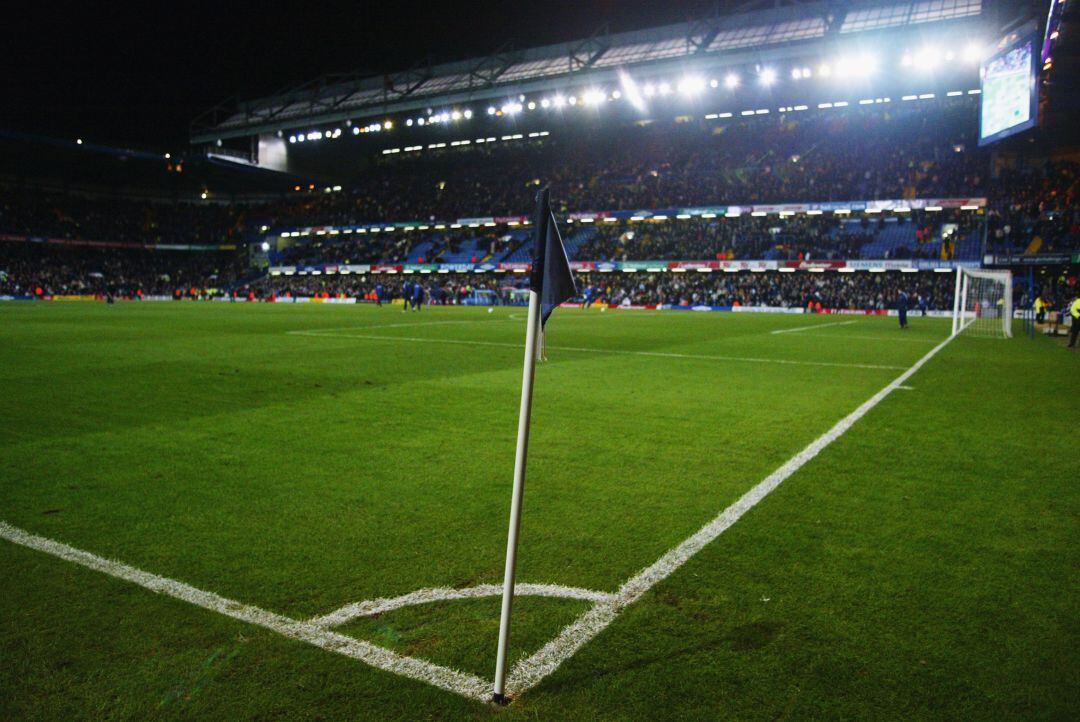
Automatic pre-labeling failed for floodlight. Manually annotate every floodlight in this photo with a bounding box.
[658,81,671,95]
[582,88,605,105]
[463,109,473,119]
[724,73,740,89]
[759,68,776,86]
[261,241,270,252]
[487,106,496,115]
[709,78,719,88]
[618,70,647,112]
[288,135,296,143]
[527,101,536,110]
[552,94,566,107]
[677,75,705,95]
[962,43,983,62]
[642,82,656,97]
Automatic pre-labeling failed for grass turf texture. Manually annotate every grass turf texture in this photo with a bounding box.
[0,301,1076,719]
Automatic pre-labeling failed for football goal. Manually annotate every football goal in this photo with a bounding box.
[952,268,1013,338]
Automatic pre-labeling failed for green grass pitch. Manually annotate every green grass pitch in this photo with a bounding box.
[0,300,1076,719]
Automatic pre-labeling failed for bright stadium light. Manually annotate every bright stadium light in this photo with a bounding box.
[818,63,832,77]
[913,47,940,70]
[76,138,83,145]
[540,97,551,108]
[463,109,473,119]
[527,101,536,110]
[658,81,672,95]
[288,135,296,143]
[724,73,740,89]
[759,68,777,86]
[487,106,496,115]
[709,78,719,88]
[552,94,566,108]
[962,42,984,62]
[384,120,392,129]
[642,82,656,97]
[406,118,413,126]
[619,70,647,113]
[677,75,706,95]
[260,241,270,252]
[611,89,622,99]
[568,95,578,105]
[582,88,605,106]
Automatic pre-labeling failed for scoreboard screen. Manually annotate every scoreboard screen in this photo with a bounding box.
[978,33,1038,146]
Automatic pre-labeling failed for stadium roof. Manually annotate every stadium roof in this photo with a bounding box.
[191,0,991,144]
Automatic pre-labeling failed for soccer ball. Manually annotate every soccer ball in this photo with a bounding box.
[488,308,494,313]
[600,306,606,313]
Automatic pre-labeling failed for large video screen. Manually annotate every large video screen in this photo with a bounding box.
[979,34,1038,146]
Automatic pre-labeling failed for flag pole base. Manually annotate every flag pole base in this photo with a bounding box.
[492,693,510,705]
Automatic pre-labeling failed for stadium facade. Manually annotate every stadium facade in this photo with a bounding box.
[192,0,1003,173]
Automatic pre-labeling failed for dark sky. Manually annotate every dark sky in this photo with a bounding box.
[4,0,718,150]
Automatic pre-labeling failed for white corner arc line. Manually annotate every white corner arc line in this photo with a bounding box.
[0,521,492,702]
[311,584,613,628]
[770,320,857,334]
[291,333,906,371]
[504,331,957,695]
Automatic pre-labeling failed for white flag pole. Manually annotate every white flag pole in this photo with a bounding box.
[493,289,541,703]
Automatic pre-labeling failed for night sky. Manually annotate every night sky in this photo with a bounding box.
[4,0,716,149]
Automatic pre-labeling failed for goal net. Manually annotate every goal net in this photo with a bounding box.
[952,268,1013,338]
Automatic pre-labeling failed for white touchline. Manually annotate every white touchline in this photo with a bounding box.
[504,331,957,695]
[770,320,858,335]
[0,521,491,702]
[291,332,907,371]
[0,331,955,704]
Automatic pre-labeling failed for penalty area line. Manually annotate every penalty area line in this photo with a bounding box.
[505,330,958,696]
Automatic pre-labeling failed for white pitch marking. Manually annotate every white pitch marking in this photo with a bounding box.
[0,521,491,702]
[286,319,491,335]
[770,320,857,335]
[504,331,958,696]
[0,332,957,704]
[292,333,907,371]
[825,334,938,345]
[897,385,915,390]
[311,583,613,628]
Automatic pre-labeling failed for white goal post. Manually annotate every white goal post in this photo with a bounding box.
[951,268,1013,338]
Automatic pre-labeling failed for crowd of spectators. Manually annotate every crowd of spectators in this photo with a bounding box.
[0,189,249,246]
[1,97,1077,299]
[0,242,246,297]
[246,268,955,311]
[259,99,987,227]
[986,161,1079,255]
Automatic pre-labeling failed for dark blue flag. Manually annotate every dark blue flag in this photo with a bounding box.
[530,188,577,327]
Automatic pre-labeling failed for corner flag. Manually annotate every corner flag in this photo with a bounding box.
[492,188,575,703]
[530,187,577,327]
